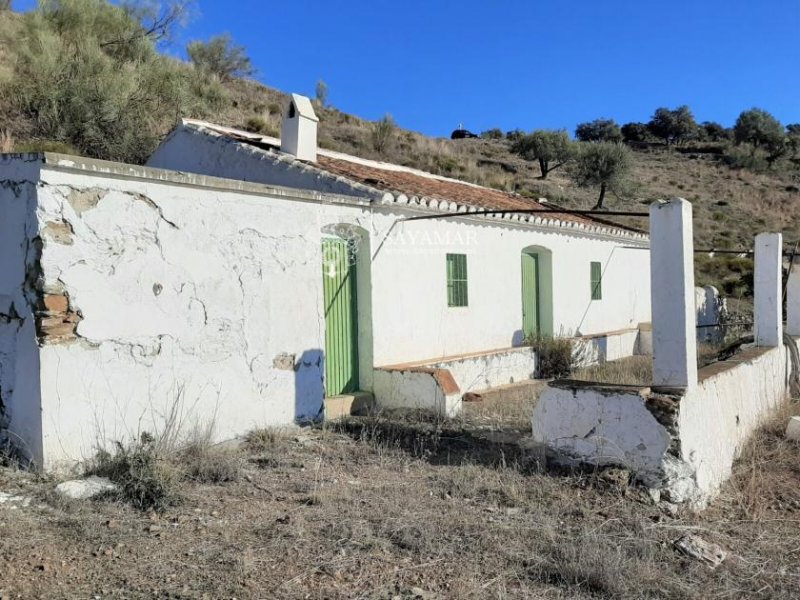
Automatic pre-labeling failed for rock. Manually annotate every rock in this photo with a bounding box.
[55,476,117,500]
[0,491,32,508]
[785,416,800,442]
[673,534,727,568]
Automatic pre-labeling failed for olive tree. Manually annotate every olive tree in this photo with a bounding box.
[567,142,631,210]
[647,105,697,145]
[511,129,572,179]
[734,108,786,164]
[575,118,622,143]
[621,122,650,143]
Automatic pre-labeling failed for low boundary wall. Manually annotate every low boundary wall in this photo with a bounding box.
[532,339,796,506]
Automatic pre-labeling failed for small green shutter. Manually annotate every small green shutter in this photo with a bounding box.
[522,252,540,337]
[590,261,602,300]
[446,253,468,307]
[322,238,359,396]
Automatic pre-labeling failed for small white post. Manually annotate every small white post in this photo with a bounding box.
[787,262,800,337]
[754,232,783,346]
[650,198,697,389]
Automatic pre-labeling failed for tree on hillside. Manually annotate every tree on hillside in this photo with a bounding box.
[647,106,697,145]
[0,1,11,11]
[9,0,227,163]
[187,33,255,80]
[511,130,572,179]
[700,121,731,142]
[567,142,631,210]
[733,108,786,165]
[575,118,622,143]
[621,122,650,143]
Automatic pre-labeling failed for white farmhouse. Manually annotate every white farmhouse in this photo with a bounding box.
[0,94,651,470]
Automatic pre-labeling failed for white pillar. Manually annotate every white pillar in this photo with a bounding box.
[787,263,800,337]
[650,198,697,389]
[754,232,783,346]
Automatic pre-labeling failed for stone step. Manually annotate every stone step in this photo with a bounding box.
[324,391,375,421]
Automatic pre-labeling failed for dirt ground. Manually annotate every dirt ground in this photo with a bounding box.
[1,401,800,599]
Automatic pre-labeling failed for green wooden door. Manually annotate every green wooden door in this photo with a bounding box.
[322,237,359,396]
[521,252,540,338]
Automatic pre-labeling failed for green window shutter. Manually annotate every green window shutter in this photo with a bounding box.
[446,253,469,307]
[590,261,602,300]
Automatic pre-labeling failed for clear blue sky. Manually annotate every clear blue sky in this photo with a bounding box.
[14,0,800,137]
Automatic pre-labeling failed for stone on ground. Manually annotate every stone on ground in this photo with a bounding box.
[673,534,727,568]
[55,476,117,500]
[785,416,800,442]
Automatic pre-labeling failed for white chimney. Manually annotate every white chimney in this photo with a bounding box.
[280,93,319,162]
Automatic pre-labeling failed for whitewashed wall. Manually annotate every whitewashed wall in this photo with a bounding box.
[2,153,651,467]
[29,159,374,469]
[532,341,796,506]
[149,126,652,366]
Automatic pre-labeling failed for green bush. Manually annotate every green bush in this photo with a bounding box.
[187,33,255,81]
[6,0,230,164]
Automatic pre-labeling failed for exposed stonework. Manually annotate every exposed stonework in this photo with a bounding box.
[36,293,81,344]
[42,221,74,245]
[67,188,106,215]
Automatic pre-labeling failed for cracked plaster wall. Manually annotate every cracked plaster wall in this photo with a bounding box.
[31,165,374,470]
[532,341,795,506]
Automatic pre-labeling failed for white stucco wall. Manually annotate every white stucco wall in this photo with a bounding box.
[372,368,461,417]
[426,347,537,393]
[532,342,796,506]
[679,344,791,497]
[29,160,377,469]
[149,125,653,366]
[2,152,652,467]
[532,384,671,484]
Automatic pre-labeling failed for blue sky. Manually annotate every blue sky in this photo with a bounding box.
[14,0,800,137]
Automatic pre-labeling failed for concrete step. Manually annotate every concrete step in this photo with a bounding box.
[324,391,375,421]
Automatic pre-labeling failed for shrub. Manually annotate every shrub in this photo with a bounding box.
[371,113,396,154]
[527,335,574,379]
[89,432,182,512]
[187,33,255,80]
[180,442,241,484]
[244,115,271,134]
[8,0,230,163]
[315,79,328,107]
[480,128,503,140]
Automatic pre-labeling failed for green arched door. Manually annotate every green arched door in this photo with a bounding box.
[322,237,359,396]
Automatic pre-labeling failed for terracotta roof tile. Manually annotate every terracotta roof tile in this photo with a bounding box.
[315,156,602,228]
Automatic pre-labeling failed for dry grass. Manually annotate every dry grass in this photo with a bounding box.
[572,355,654,386]
[2,405,800,598]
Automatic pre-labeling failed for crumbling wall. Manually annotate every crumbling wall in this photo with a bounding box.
[28,160,372,470]
[532,340,796,507]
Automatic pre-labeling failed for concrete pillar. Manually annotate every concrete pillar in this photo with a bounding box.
[787,263,800,337]
[754,232,783,346]
[650,198,697,389]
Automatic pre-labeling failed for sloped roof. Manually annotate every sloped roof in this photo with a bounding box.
[179,119,646,240]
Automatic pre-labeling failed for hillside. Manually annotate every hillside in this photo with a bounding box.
[1,6,798,300]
